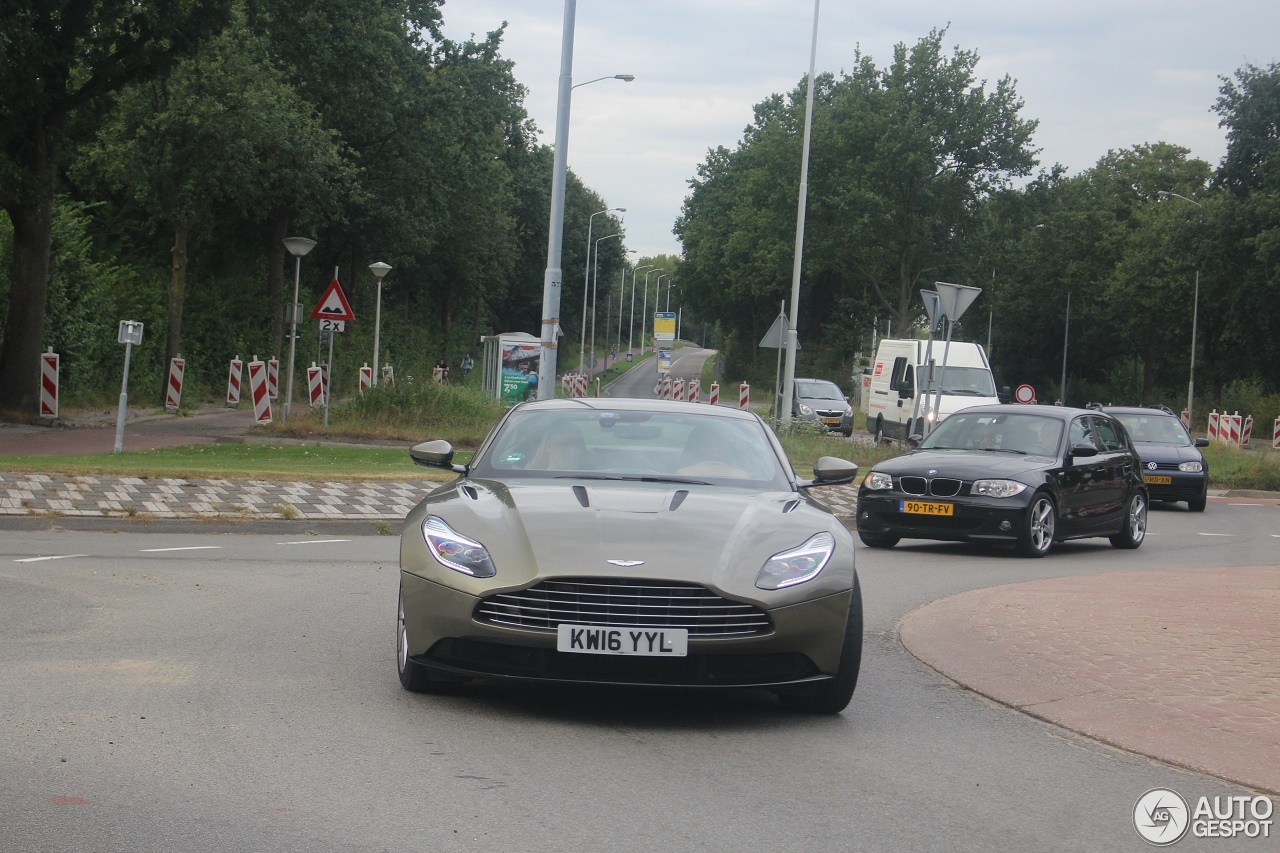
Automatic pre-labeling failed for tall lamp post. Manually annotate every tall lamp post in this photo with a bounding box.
[665,279,677,311]
[640,267,663,351]
[629,264,654,354]
[617,251,638,356]
[590,232,623,377]
[368,262,391,384]
[1158,190,1203,431]
[580,207,625,370]
[282,236,317,422]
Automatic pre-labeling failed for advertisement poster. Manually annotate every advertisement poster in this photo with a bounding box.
[500,337,540,405]
[657,350,672,375]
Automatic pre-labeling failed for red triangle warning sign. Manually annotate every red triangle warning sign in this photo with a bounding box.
[310,278,355,322]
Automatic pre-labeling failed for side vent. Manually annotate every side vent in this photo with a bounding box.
[782,499,800,513]
[572,485,590,508]
[460,484,479,501]
[669,489,689,511]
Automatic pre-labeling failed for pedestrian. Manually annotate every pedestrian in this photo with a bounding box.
[460,353,475,381]
[434,357,449,383]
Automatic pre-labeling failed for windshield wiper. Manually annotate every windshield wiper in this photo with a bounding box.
[979,448,1028,454]
[556,474,713,486]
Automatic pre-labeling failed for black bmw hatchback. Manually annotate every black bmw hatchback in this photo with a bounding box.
[856,405,1148,557]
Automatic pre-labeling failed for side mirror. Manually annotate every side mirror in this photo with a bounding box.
[804,456,859,487]
[907,433,924,448]
[1069,443,1099,459]
[1194,438,1209,448]
[410,439,468,473]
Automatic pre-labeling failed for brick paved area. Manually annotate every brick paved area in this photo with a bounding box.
[900,566,1280,795]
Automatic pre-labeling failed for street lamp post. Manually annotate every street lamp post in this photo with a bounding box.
[640,268,663,351]
[580,207,624,371]
[1158,190,1204,431]
[573,74,635,88]
[617,251,637,357]
[628,263,653,355]
[282,236,317,422]
[665,280,677,311]
[590,232,623,378]
[368,261,391,384]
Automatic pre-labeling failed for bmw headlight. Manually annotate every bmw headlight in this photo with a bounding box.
[972,479,1028,498]
[421,516,496,578]
[1178,461,1204,473]
[863,471,893,490]
[756,532,835,590]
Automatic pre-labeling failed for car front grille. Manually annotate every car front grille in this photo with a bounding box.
[899,476,963,497]
[476,578,772,637]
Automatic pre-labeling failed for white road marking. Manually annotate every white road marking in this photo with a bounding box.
[1196,532,1231,537]
[14,554,90,563]
[276,539,352,546]
[1228,503,1263,506]
[140,546,223,553]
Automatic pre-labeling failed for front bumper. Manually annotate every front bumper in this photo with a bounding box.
[399,571,854,688]
[856,491,1032,543]
[1141,472,1206,503]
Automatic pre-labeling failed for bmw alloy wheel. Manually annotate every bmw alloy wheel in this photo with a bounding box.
[1018,495,1056,557]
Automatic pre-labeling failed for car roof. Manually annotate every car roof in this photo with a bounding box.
[1100,406,1177,417]
[944,404,1102,422]
[511,397,761,422]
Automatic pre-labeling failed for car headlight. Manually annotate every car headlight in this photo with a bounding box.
[421,515,496,578]
[863,471,893,490]
[799,404,814,416]
[1178,461,1204,473]
[971,479,1028,498]
[756,532,835,590]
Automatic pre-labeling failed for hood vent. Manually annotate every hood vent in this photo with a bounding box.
[782,499,800,513]
[668,489,689,512]
[460,484,479,501]
[572,485,590,508]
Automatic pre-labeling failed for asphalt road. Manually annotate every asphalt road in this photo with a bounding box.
[604,346,714,401]
[2,505,1272,852]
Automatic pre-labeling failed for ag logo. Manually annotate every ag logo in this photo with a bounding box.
[1134,788,1190,845]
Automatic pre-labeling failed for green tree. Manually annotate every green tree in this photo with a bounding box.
[0,0,231,412]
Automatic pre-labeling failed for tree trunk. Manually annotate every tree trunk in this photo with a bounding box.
[0,182,56,414]
[267,209,289,359]
[164,223,190,402]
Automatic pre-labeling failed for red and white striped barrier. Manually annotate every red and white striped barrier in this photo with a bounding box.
[1274,417,1280,450]
[739,382,750,410]
[382,364,395,387]
[247,358,272,425]
[709,382,719,406]
[1225,412,1242,446]
[39,347,59,419]
[359,364,372,393]
[267,356,279,400]
[576,374,587,397]
[307,363,324,406]
[689,379,701,403]
[673,378,685,402]
[661,376,672,401]
[226,356,243,407]
[1207,410,1220,441]
[1242,415,1253,447]
[165,356,185,413]
[433,367,446,383]
[1180,410,1190,430]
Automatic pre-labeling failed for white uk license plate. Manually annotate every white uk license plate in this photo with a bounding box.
[556,624,689,657]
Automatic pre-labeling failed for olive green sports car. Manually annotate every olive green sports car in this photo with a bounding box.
[397,398,862,713]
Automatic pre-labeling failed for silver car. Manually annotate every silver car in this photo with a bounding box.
[397,398,862,712]
[791,378,854,436]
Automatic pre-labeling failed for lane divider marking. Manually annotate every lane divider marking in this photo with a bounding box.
[14,554,90,563]
[275,539,352,546]
[1196,532,1232,537]
[140,546,223,553]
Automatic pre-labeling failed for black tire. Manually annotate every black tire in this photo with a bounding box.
[1016,493,1056,557]
[1110,491,1148,549]
[873,417,886,446]
[397,584,462,693]
[858,531,899,548]
[779,577,862,714]
[1187,488,1207,513]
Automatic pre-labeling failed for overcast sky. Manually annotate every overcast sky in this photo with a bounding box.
[440,1,1280,258]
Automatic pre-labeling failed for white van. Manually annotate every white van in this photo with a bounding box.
[866,338,1000,442]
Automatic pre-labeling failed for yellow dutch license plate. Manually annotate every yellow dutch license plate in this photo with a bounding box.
[822,417,841,425]
[1144,474,1173,485]
[900,500,954,516]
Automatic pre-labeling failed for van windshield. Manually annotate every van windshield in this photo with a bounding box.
[934,366,996,397]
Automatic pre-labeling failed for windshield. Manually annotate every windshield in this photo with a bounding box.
[1112,413,1192,446]
[796,381,845,402]
[921,411,1064,456]
[932,366,997,397]
[470,408,793,488]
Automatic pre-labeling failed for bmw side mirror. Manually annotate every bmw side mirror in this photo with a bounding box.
[410,439,468,474]
[804,456,859,487]
[907,433,924,448]
[1194,438,1209,448]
